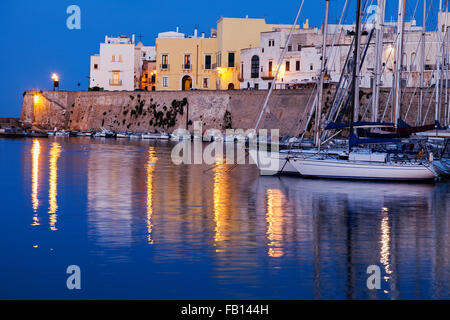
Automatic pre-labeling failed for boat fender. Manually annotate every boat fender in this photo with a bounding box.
[417,149,424,160]
[428,152,433,163]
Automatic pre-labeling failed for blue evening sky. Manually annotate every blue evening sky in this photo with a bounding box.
[0,0,440,117]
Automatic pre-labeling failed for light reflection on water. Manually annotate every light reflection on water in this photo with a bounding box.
[0,137,448,299]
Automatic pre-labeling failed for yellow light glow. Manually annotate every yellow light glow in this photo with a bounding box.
[266,188,284,258]
[380,208,392,278]
[33,94,40,104]
[51,73,59,81]
[146,147,158,244]
[31,140,40,214]
[213,164,230,245]
[48,142,61,230]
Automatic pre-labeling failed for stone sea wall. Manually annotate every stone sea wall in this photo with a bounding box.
[21,88,448,135]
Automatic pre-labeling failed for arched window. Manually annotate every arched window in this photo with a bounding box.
[251,55,260,78]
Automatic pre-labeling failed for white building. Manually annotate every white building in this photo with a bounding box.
[239,19,444,90]
[90,35,155,91]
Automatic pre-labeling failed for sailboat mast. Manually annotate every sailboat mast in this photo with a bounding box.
[419,0,427,124]
[393,0,406,127]
[350,0,362,135]
[436,0,443,124]
[442,0,449,126]
[315,0,330,147]
[372,0,386,122]
[446,0,449,126]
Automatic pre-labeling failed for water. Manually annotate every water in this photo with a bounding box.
[0,137,448,299]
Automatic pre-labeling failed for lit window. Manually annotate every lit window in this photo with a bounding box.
[161,54,169,69]
[184,54,191,69]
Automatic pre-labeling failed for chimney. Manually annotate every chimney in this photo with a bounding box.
[201,32,205,38]
[176,25,179,33]
[194,27,198,38]
[211,28,217,38]
[132,34,135,43]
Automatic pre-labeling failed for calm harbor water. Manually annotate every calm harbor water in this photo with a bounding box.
[0,137,448,299]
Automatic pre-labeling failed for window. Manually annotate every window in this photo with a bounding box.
[251,55,260,78]
[118,55,123,62]
[286,61,290,72]
[184,54,191,69]
[161,54,168,69]
[203,77,209,88]
[268,39,275,47]
[162,76,169,88]
[94,64,98,70]
[240,63,244,78]
[254,83,259,90]
[310,64,313,71]
[228,52,235,68]
[288,45,292,52]
[296,60,300,71]
[204,55,212,69]
[151,74,155,82]
[269,61,273,74]
[111,55,116,62]
[297,44,302,51]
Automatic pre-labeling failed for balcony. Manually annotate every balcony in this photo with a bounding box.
[261,71,275,80]
[109,79,122,86]
[160,64,169,71]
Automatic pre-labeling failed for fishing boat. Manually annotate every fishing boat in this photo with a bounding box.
[116,132,130,138]
[171,131,191,141]
[55,130,70,137]
[77,130,94,137]
[129,132,142,139]
[142,131,170,139]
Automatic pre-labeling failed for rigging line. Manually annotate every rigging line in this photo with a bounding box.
[254,0,305,131]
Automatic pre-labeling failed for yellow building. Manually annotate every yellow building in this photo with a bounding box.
[215,17,299,90]
[155,29,218,91]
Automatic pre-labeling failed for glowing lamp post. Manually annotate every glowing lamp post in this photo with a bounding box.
[51,73,59,91]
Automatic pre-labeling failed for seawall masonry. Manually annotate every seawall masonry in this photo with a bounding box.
[21,88,444,136]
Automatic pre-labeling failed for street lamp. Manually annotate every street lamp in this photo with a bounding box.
[51,73,59,91]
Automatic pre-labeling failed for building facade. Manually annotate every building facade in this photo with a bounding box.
[90,35,155,91]
[155,28,218,91]
[239,20,444,90]
[215,17,299,90]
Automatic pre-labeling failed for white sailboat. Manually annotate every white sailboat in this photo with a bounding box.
[252,0,439,181]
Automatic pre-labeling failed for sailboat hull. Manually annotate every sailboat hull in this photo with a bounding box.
[290,158,436,181]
